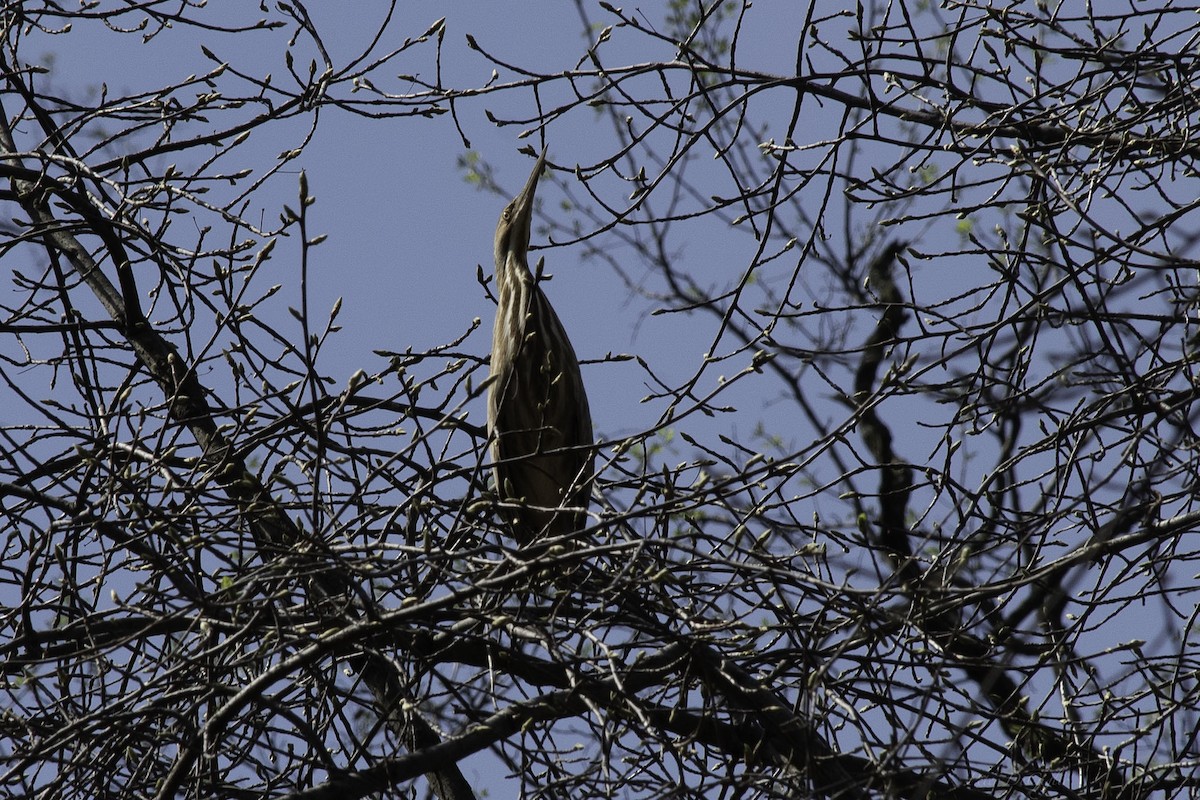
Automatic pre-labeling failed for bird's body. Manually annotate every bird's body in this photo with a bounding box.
[488,150,594,545]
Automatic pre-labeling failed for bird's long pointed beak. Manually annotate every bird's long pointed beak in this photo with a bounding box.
[511,148,548,232]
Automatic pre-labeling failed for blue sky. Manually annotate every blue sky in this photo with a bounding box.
[38,2,823,452]
[10,3,1196,795]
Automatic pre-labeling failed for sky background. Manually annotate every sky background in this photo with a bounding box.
[10,2,1194,796]
[28,5,819,793]
[33,1,852,456]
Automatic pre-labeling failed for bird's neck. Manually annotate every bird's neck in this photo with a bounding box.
[497,256,535,295]
[496,256,535,334]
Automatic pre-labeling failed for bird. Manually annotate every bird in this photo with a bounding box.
[487,149,594,546]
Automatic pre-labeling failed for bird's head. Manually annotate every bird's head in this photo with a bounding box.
[493,148,547,280]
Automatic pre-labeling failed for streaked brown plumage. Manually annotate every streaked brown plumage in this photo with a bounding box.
[488,149,594,545]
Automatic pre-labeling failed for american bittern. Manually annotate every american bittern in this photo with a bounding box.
[488,149,594,545]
